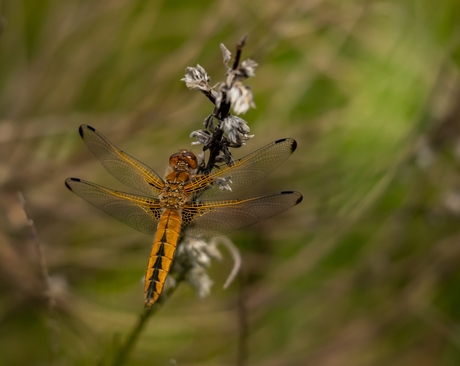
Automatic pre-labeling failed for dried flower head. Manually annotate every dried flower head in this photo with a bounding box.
[239,59,258,79]
[190,129,212,146]
[220,43,232,71]
[225,82,256,115]
[222,115,254,147]
[171,236,242,297]
[181,65,212,92]
[173,237,220,298]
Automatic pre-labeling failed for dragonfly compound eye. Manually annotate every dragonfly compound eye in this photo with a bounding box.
[169,150,197,170]
[183,151,197,169]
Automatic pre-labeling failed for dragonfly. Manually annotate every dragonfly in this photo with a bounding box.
[65,125,302,307]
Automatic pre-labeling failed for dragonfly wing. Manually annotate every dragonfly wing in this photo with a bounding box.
[183,191,302,238]
[65,178,160,235]
[79,125,164,196]
[187,138,297,199]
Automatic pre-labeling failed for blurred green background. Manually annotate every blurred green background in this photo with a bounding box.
[1,0,460,365]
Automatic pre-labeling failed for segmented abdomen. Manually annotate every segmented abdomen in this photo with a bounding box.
[144,209,182,307]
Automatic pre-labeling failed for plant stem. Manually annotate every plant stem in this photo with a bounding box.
[111,307,155,366]
[111,278,183,366]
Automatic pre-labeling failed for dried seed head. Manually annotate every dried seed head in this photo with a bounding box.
[239,59,258,79]
[190,129,212,146]
[172,237,225,298]
[222,115,254,147]
[220,43,232,70]
[226,82,256,115]
[187,266,214,298]
[181,65,211,91]
[176,237,222,269]
[176,39,257,300]
[196,151,206,171]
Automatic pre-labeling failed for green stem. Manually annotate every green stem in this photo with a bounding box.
[111,278,184,366]
[111,306,155,366]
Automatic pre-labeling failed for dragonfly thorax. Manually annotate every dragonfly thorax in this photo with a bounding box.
[160,189,188,209]
[160,171,191,209]
[160,180,189,209]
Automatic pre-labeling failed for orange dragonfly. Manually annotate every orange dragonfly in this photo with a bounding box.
[65,125,302,307]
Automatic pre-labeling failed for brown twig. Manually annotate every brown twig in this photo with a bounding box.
[233,35,247,70]
[203,36,248,174]
[18,192,59,364]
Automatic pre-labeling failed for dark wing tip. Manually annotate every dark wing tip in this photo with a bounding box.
[78,125,85,138]
[295,193,303,204]
[79,124,95,138]
[280,190,303,204]
[274,138,297,153]
[65,177,81,190]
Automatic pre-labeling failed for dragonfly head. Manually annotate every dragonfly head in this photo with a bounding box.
[169,150,198,172]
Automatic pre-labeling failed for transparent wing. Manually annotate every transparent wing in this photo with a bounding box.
[79,124,164,196]
[65,178,160,235]
[182,191,302,238]
[186,138,297,199]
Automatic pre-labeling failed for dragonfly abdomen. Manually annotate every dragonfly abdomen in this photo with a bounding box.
[144,209,182,307]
